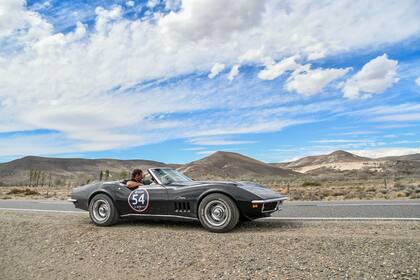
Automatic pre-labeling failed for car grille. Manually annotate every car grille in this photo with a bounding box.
[262,201,278,213]
[174,202,191,212]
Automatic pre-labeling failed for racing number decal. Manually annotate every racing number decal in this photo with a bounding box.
[128,189,150,212]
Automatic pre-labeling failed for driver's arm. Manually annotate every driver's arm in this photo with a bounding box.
[127,181,142,189]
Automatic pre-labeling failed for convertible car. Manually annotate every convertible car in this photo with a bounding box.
[69,168,287,232]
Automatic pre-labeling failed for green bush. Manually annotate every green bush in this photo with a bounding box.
[302,181,321,187]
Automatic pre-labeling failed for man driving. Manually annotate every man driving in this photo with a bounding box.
[124,169,144,189]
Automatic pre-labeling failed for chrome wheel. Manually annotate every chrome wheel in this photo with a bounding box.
[203,200,230,227]
[92,199,110,222]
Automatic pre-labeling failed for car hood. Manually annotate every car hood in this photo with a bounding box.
[170,180,284,200]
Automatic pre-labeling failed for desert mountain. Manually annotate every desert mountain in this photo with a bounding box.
[179,151,297,179]
[0,156,168,186]
[275,150,383,173]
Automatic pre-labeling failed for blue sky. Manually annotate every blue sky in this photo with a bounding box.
[0,0,419,163]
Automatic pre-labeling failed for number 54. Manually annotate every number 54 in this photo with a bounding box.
[132,193,145,205]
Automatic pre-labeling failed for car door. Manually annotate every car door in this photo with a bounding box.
[114,183,168,216]
[165,184,200,219]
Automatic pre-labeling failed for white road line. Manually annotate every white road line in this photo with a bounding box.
[39,201,74,204]
[263,217,420,221]
[0,208,86,214]
[315,203,420,207]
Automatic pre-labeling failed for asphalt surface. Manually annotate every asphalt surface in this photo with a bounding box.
[0,199,419,220]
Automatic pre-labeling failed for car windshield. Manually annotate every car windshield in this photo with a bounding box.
[150,169,193,184]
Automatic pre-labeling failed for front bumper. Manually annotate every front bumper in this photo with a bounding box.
[251,197,288,213]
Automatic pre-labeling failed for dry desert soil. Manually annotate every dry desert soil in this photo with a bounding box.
[0,211,419,280]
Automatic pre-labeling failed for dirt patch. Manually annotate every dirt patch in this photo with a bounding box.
[1,211,419,279]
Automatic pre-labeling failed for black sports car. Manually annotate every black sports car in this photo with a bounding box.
[69,168,287,232]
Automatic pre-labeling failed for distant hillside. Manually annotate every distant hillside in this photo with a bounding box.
[179,151,297,179]
[275,150,382,173]
[0,156,168,186]
[378,153,420,161]
[2,150,420,187]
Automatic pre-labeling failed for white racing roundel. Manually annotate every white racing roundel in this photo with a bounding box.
[128,188,150,212]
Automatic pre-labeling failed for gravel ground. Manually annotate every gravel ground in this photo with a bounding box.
[0,211,419,280]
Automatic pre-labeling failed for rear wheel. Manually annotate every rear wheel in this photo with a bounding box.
[198,193,240,233]
[89,194,119,226]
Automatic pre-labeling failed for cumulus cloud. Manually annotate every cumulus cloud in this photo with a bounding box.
[258,56,299,80]
[208,63,225,79]
[285,66,350,96]
[342,54,399,99]
[227,64,240,81]
[0,0,419,156]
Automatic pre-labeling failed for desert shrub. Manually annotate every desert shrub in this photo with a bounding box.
[379,189,388,194]
[7,188,24,195]
[302,181,321,187]
[394,192,406,198]
[365,187,376,192]
[7,188,40,196]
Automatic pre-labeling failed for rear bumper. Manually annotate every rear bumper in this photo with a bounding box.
[67,198,88,210]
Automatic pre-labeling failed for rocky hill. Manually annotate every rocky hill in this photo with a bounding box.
[275,150,382,173]
[179,151,297,179]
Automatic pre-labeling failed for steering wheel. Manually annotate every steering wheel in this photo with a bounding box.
[160,174,172,184]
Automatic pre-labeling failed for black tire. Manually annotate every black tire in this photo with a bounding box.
[198,193,240,233]
[89,194,119,226]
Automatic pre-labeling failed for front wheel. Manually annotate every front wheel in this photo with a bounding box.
[198,193,240,233]
[89,194,119,226]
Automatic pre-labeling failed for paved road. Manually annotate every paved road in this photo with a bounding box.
[272,200,420,220]
[1,199,419,220]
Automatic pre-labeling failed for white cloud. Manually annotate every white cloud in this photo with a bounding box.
[286,66,350,96]
[227,64,240,81]
[416,76,420,87]
[147,0,160,8]
[258,56,299,80]
[189,137,256,146]
[305,43,327,61]
[371,113,420,122]
[0,0,26,37]
[126,1,135,7]
[342,54,399,99]
[182,147,206,151]
[0,1,419,156]
[164,0,181,11]
[196,150,217,155]
[312,139,373,144]
[208,63,225,79]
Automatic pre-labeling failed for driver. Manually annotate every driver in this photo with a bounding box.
[124,169,144,189]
